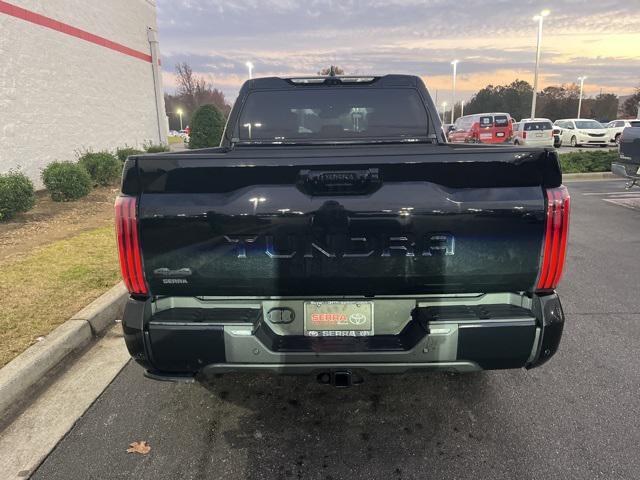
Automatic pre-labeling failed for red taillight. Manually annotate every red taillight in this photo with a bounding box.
[536,186,570,291]
[523,131,527,139]
[115,196,148,295]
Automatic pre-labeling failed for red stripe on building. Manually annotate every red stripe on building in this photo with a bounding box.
[0,0,152,63]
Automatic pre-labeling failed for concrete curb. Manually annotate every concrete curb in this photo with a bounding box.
[563,172,616,181]
[0,283,128,418]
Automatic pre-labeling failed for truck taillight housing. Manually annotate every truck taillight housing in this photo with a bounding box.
[115,196,148,295]
[536,186,570,291]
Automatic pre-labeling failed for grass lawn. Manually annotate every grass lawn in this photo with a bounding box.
[168,135,184,144]
[559,150,618,173]
[0,226,120,368]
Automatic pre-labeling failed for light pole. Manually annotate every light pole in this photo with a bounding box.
[176,108,183,130]
[530,9,550,119]
[460,99,464,118]
[245,61,254,79]
[441,102,447,123]
[450,60,459,124]
[577,76,587,118]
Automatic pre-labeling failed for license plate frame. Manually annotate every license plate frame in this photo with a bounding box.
[304,301,374,337]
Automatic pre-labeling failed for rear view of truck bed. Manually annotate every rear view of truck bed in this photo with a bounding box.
[116,75,570,383]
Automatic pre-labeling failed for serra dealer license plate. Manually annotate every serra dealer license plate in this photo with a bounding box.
[304,301,374,337]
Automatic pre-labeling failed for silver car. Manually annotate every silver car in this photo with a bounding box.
[512,118,554,147]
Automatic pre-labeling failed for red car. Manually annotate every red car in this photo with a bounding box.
[448,113,513,144]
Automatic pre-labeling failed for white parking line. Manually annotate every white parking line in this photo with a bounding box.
[603,197,640,212]
[582,191,637,196]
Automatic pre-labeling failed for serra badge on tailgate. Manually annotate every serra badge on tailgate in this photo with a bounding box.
[304,301,374,337]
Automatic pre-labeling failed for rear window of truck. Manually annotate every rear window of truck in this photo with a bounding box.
[237,88,429,143]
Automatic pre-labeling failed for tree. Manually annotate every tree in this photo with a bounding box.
[189,105,226,149]
[464,80,533,120]
[318,65,345,75]
[537,84,580,121]
[165,62,231,131]
[621,87,640,118]
[581,93,618,122]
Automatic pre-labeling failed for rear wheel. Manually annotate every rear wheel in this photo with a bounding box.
[514,139,520,146]
[615,133,621,144]
[570,136,578,147]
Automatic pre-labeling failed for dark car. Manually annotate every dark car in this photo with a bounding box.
[612,126,640,188]
[116,75,569,386]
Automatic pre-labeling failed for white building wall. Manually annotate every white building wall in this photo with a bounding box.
[0,0,167,187]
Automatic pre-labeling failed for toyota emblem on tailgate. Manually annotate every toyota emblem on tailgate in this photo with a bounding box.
[349,313,367,325]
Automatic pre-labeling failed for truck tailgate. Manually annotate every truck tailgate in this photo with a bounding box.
[131,144,559,296]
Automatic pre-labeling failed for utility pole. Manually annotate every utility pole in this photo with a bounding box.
[577,76,587,118]
[530,9,550,118]
[450,60,459,124]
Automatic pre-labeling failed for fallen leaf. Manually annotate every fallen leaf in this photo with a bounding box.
[127,441,151,455]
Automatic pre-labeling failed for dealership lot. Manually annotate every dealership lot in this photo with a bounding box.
[32,180,640,480]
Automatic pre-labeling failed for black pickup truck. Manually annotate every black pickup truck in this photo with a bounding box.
[612,126,640,188]
[117,75,570,386]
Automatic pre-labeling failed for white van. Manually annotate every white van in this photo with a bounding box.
[553,119,608,147]
[512,118,554,147]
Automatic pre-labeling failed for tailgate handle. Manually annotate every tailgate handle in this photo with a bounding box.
[297,168,382,195]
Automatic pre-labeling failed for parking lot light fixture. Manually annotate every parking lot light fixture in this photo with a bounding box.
[245,61,254,79]
[176,108,183,131]
[530,9,550,118]
[451,60,459,124]
[577,76,587,118]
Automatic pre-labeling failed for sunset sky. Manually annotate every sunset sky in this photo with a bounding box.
[156,0,640,103]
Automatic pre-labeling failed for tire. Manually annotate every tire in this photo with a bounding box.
[513,140,520,146]
[570,136,578,147]
[615,133,621,145]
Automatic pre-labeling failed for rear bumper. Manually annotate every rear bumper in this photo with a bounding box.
[122,293,564,378]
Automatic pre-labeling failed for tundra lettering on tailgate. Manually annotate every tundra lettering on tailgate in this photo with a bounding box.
[223,233,455,258]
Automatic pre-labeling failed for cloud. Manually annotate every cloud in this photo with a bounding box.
[156,0,640,101]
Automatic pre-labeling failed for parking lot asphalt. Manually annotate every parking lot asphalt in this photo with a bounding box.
[33,179,640,480]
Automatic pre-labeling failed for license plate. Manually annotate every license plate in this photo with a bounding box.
[535,133,543,137]
[304,301,374,337]
[496,132,505,137]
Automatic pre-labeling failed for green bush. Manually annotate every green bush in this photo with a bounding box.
[144,142,170,153]
[77,151,121,186]
[116,147,144,162]
[41,162,92,202]
[189,105,225,149]
[0,171,35,221]
[559,150,618,173]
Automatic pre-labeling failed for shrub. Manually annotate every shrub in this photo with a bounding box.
[144,142,170,153]
[78,151,121,186]
[559,150,618,173]
[189,105,225,149]
[116,147,144,162]
[0,171,35,221]
[41,162,92,202]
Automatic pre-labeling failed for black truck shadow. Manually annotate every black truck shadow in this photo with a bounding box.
[195,371,519,480]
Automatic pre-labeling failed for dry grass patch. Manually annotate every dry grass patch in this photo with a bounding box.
[0,226,120,367]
